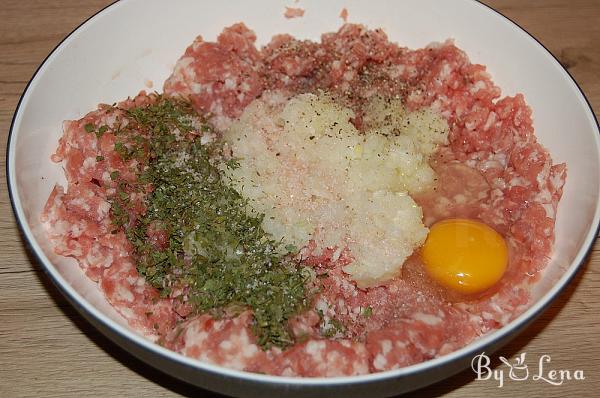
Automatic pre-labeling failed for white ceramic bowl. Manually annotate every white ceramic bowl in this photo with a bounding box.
[7,0,600,396]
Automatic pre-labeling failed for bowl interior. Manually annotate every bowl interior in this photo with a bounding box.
[8,0,600,391]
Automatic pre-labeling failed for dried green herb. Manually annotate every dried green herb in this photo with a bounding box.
[108,96,312,349]
[96,125,108,139]
[318,309,346,338]
[84,123,94,133]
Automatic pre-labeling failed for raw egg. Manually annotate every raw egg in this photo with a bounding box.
[422,218,508,294]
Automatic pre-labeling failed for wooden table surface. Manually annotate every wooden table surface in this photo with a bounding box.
[1,1,599,397]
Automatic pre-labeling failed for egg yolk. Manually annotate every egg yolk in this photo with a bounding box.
[421,219,508,295]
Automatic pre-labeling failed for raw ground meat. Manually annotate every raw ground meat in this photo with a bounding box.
[340,8,349,22]
[44,23,566,376]
[165,311,270,372]
[265,339,370,377]
[42,93,178,339]
[284,7,305,19]
[165,311,369,376]
[164,24,263,131]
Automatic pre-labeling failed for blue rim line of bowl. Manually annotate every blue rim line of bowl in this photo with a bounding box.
[6,0,600,388]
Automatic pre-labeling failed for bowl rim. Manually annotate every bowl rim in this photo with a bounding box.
[6,0,600,388]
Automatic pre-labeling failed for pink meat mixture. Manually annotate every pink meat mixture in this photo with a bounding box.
[284,7,305,19]
[43,23,566,376]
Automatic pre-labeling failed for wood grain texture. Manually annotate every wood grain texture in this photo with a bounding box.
[0,1,598,397]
